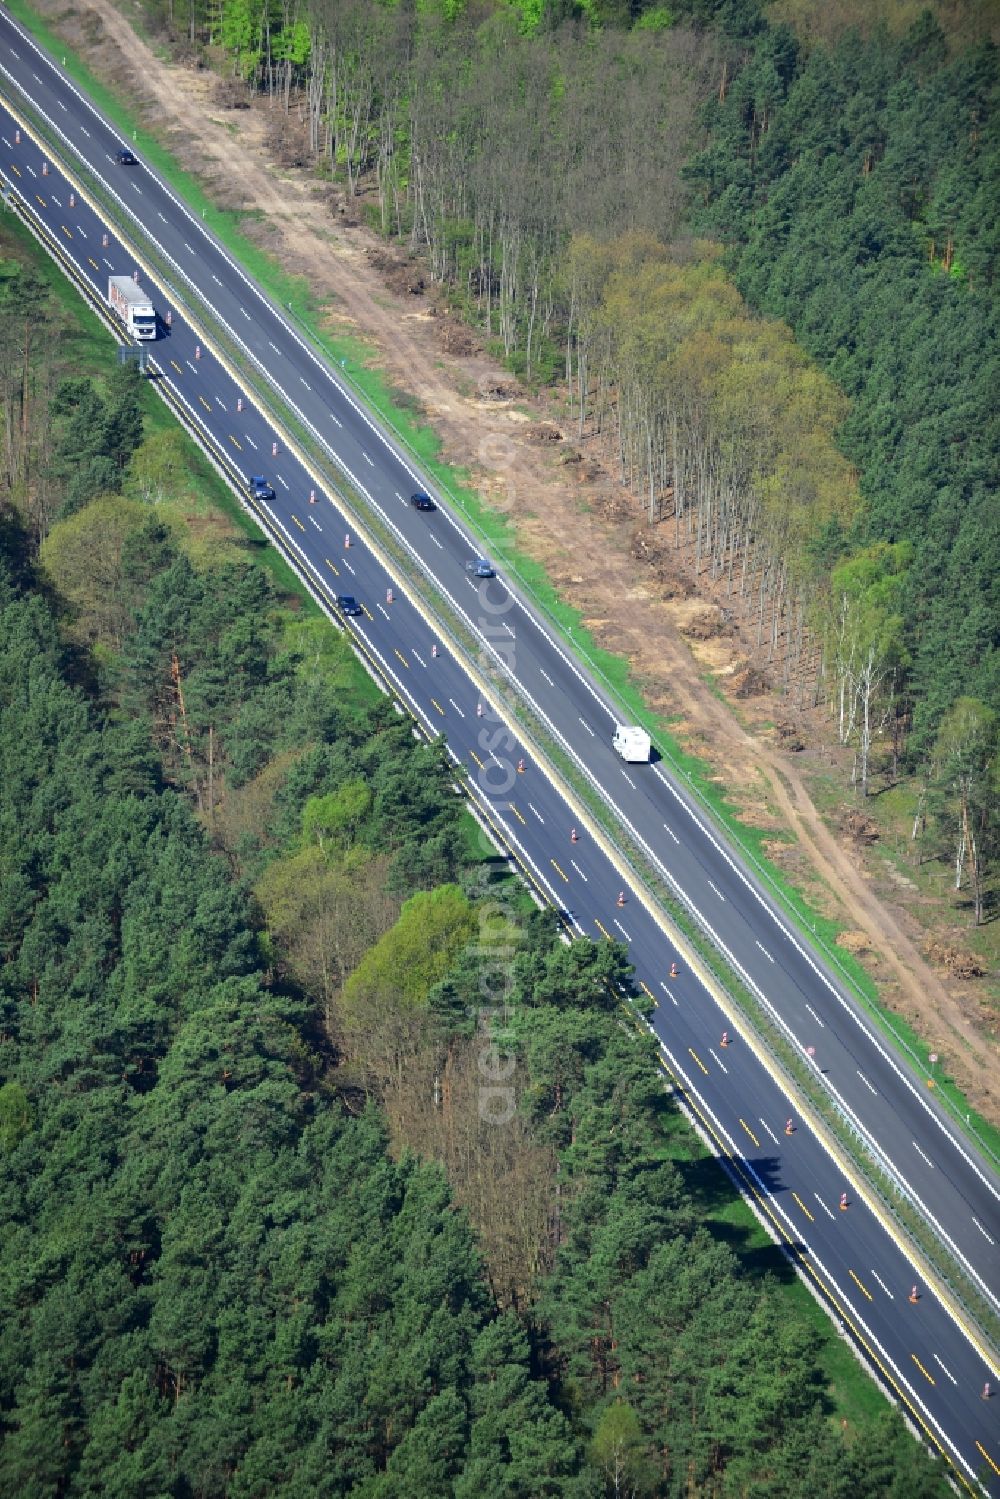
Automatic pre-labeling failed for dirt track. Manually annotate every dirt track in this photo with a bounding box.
[41,0,997,1124]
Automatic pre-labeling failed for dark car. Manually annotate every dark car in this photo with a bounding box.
[115,148,138,166]
[247,474,276,502]
[466,558,495,578]
[337,594,362,617]
[410,491,434,511]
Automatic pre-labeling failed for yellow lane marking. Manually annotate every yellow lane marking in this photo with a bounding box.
[325,558,339,576]
[227,434,242,450]
[469,749,484,769]
[977,1443,1000,1477]
[35,193,45,207]
[291,514,305,532]
[25,89,985,1398]
[640,980,654,1000]
[849,1269,873,1302]
[739,1118,760,1148]
[509,803,526,826]
[394,648,409,669]
[594,918,612,941]
[362,604,373,620]
[654,1057,973,1496]
[430,698,445,716]
[792,1191,814,1222]
[911,1354,936,1386]
[9,163,20,176]
[88,256,99,271]
[688,1047,708,1076]
[60,223,72,239]
[170,359,183,374]
[550,859,569,884]
[198,394,212,412]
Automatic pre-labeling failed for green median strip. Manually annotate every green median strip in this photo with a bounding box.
[8,0,998,1174]
[8,71,998,1366]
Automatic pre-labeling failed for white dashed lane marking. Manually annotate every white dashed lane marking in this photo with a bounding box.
[972,1217,996,1246]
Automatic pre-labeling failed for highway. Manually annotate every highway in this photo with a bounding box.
[1,13,998,1490]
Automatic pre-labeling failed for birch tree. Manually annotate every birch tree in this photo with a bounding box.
[931,698,998,926]
[827,543,910,796]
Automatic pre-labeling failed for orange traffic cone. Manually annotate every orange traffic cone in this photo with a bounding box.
[570,828,579,843]
[517,759,526,774]
[983,1382,992,1400]
[669,962,679,979]
[720,1030,730,1048]
[839,1193,849,1212]
[908,1285,919,1304]
[785,1119,795,1136]
[616,891,626,908]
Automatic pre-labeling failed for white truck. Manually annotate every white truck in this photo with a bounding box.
[612,724,651,763]
[108,276,157,341]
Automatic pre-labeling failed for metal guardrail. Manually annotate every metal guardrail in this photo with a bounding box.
[6,85,998,1362]
[283,316,1000,1178]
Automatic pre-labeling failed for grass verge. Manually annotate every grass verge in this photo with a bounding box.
[7,10,995,1166]
[7,0,995,1407]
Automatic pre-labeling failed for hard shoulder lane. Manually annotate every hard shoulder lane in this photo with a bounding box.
[4,42,999,1291]
[2,71,998,1492]
[4,12,998,1302]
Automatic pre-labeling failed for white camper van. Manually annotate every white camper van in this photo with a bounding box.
[612,725,651,763]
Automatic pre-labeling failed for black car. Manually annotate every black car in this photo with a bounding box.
[337,594,362,616]
[410,491,434,511]
[115,148,138,166]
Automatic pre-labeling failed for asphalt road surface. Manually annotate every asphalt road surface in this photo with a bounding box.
[1,16,998,1490]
